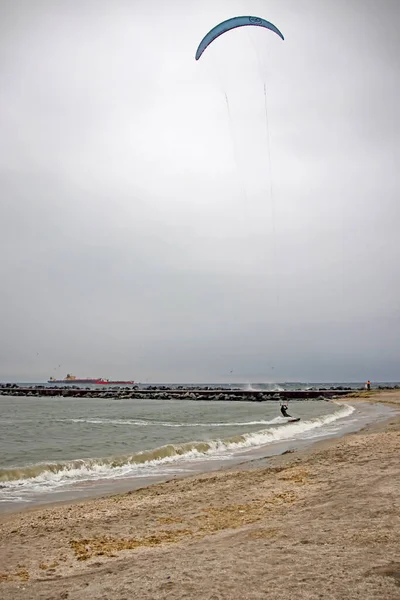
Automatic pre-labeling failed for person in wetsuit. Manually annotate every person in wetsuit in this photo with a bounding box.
[280,403,292,418]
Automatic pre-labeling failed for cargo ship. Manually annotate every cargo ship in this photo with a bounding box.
[48,374,135,385]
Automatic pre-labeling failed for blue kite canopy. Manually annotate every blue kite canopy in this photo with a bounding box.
[195,16,284,60]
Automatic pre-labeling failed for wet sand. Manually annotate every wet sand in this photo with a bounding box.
[0,391,399,599]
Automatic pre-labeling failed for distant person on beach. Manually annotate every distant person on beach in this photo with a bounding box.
[280,403,291,418]
[366,380,371,391]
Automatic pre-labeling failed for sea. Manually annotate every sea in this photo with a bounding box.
[0,381,398,513]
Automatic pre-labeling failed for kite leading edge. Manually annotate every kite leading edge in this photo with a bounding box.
[195,16,284,61]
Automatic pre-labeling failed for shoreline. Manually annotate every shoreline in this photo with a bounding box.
[1,400,392,516]
[0,399,390,515]
[0,391,399,599]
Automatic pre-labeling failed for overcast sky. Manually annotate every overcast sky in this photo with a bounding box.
[1,0,399,383]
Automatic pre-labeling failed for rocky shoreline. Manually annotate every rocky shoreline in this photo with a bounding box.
[0,383,385,401]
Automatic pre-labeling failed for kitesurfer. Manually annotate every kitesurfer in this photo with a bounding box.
[280,403,291,418]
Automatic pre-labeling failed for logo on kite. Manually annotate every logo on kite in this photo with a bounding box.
[195,15,284,61]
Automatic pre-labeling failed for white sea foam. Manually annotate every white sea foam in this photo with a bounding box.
[59,417,283,428]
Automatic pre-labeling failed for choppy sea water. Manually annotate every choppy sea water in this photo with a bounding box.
[0,394,396,512]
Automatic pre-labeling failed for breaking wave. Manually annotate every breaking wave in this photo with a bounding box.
[243,383,285,392]
[0,404,354,495]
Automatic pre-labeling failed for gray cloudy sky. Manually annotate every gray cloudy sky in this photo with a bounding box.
[1,0,399,383]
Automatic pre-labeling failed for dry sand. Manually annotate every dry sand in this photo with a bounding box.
[0,391,399,600]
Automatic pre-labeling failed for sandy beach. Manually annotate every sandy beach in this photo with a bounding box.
[0,391,399,599]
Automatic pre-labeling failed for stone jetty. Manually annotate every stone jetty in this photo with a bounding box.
[0,383,363,401]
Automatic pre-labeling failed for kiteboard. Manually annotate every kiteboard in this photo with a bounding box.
[286,418,300,423]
